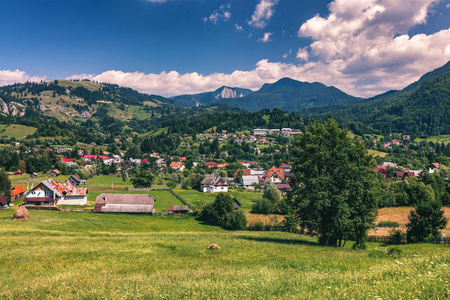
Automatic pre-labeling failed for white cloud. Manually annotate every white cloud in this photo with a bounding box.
[258,32,273,42]
[296,47,309,61]
[248,0,279,28]
[0,69,46,87]
[234,24,243,32]
[294,0,450,96]
[66,0,450,99]
[205,4,231,24]
[282,49,292,59]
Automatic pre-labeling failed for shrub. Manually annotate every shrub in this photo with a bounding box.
[389,229,406,244]
[251,199,275,215]
[224,210,247,230]
[377,221,400,228]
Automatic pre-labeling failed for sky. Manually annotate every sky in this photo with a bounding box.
[1,0,450,98]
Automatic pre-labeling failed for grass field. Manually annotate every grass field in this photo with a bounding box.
[0,207,449,299]
[368,149,389,158]
[415,134,450,144]
[1,124,37,139]
[174,189,262,211]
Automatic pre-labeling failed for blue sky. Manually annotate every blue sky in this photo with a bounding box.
[1,0,450,97]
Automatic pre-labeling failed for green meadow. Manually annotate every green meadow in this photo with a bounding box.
[0,206,449,299]
[1,124,37,139]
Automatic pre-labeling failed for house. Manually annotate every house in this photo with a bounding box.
[242,175,259,189]
[233,169,251,177]
[14,170,23,176]
[281,128,292,136]
[11,185,26,201]
[156,158,166,168]
[49,169,61,177]
[94,193,155,214]
[253,129,268,136]
[391,139,400,145]
[291,129,302,135]
[30,172,38,178]
[205,162,218,168]
[232,198,241,210]
[68,175,86,187]
[200,174,229,193]
[403,135,410,140]
[261,166,285,183]
[24,179,88,206]
[167,205,189,215]
[268,129,280,135]
[170,161,185,171]
[275,183,291,193]
[429,163,440,174]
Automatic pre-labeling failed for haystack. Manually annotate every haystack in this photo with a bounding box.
[208,244,220,250]
[13,205,30,220]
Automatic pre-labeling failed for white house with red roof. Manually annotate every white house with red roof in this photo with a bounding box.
[24,179,88,206]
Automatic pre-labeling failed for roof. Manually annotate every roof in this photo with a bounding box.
[25,197,56,203]
[201,174,228,187]
[275,183,291,190]
[266,166,285,180]
[51,169,61,174]
[167,205,189,211]
[170,161,183,167]
[11,185,26,197]
[233,169,251,177]
[242,175,259,186]
[431,163,440,169]
[30,179,87,197]
[94,193,155,213]
[69,175,81,183]
[14,170,23,174]
[205,161,218,167]
[61,158,74,162]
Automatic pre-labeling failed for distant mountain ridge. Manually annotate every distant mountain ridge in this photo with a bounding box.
[171,86,253,107]
[172,77,361,112]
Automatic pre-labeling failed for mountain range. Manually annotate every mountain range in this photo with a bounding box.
[0,60,449,136]
[171,77,361,112]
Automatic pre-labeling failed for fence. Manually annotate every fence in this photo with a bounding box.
[169,189,191,209]
[125,188,152,192]
[367,235,450,245]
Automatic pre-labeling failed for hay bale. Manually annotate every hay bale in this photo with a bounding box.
[13,205,30,220]
[208,244,220,250]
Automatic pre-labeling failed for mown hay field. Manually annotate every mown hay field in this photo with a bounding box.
[0,207,449,299]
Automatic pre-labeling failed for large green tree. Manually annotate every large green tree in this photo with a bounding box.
[0,169,11,200]
[289,120,380,248]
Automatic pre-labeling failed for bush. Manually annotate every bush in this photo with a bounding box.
[224,210,247,230]
[377,221,400,228]
[251,199,275,215]
[389,229,406,244]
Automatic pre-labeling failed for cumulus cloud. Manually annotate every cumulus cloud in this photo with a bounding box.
[295,0,450,96]
[258,32,273,42]
[0,69,46,87]
[205,4,231,24]
[67,0,450,98]
[248,0,279,28]
[282,49,292,59]
[296,47,309,61]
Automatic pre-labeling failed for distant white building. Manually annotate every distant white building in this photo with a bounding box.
[242,175,259,190]
[253,129,268,136]
[200,174,229,193]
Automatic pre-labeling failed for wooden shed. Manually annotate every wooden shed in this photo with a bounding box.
[94,193,155,214]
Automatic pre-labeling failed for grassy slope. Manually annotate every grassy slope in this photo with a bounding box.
[1,124,37,139]
[0,208,449,299]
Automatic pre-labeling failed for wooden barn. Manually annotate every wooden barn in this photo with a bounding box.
[94,193,155,214]
[167,205,189,215]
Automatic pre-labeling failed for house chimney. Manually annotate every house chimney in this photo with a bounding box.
[104,194,108,202]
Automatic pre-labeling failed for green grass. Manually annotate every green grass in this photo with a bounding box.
[86,175,134,190]
[0,124,8,132]
[174,189,262,211]
[415,134,450,144]
[368,149,388,158]
[0,207,449,299]
[1,124,37,139]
